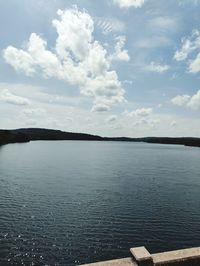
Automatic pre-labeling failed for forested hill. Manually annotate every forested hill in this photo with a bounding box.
[0,129,30,145]
[0,128,200,147]
[0,128,102,145]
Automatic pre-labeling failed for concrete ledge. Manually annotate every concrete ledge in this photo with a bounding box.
[152,247,200,265]
[130,247,152,262]
[80,246,200,266]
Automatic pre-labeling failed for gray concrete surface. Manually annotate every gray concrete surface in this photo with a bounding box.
[81,246,200,266]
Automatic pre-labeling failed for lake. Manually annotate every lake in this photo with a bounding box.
[0,141,200,265]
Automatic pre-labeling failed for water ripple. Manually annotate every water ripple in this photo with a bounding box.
[0,141,200,265]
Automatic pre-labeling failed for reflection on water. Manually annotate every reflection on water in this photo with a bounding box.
[0,141,200,265]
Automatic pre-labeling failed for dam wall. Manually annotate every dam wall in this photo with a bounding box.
[81,246,200,266]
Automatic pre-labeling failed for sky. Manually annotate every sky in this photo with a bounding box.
[1,0,200,137]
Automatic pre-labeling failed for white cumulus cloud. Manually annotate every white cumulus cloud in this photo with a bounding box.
[3,6,128,112]
[187,90,200,110]
[174,30,200,61]
[111,36,130,62]
[113,0,145,8]
[171,90,200,110]
[52,8,94,62]
[171,94,191,106]
[4,47,35,76]
[125,107,153,117]
[174,30,200,74]
[188,53,200,73]
[91,103,111,112]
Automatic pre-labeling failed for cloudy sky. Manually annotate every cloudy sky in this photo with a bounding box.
[1,0,200,137]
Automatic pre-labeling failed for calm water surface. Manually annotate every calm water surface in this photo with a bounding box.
[0,141,200,265]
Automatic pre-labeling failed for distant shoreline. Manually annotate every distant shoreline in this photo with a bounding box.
[0,128,200,148]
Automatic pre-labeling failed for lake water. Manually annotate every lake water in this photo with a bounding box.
[0,141,200,265]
